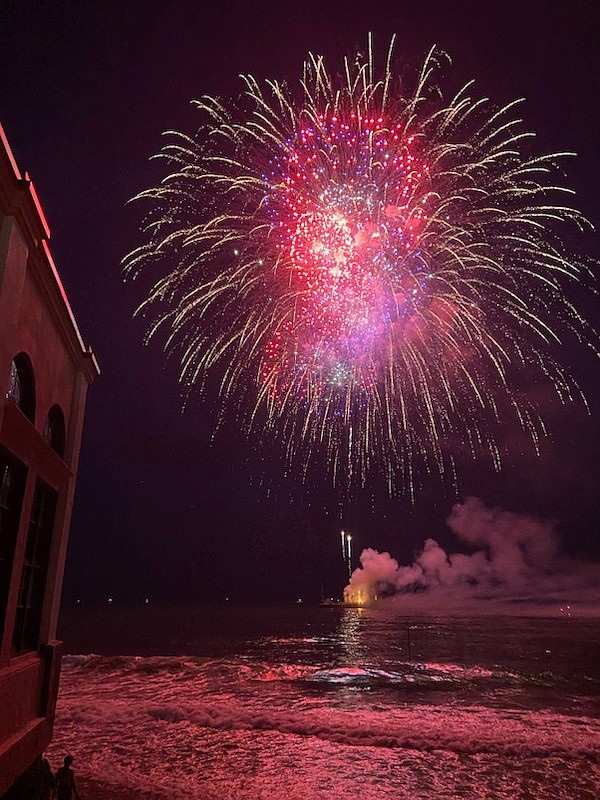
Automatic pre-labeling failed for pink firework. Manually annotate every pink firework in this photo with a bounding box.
[125,39,596,496]
[263,117,429,401]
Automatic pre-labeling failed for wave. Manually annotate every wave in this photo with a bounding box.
[62,654,203,671]
[62,653,316,684]
[61,653,594,699]
[309,663,503,687]
[56,694,599,762]
[62,654,504,683]
[57,654,598,762]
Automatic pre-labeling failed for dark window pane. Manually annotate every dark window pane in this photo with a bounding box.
[6,360,22,405]
[6,354,35,422]
[43,405,66,458]
[0,457,26,642]
[12,481,57,653]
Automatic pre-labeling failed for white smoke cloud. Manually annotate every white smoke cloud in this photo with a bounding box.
[345,497,600,614]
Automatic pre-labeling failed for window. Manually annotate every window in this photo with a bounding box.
[43,405,66,458]
[6,361,22,406]
[12,481,57,653]
[0,457,27,642]
[6,353,36,422]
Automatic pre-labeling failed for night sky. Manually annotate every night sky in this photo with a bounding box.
[2,0,599,603]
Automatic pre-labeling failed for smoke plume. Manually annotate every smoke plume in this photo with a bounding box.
[345,497,600,614]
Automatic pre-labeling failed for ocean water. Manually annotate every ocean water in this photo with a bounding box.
[46,605,600,799]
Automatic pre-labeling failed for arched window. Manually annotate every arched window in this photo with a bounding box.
[43,405,66,458]
[6,353,36,422]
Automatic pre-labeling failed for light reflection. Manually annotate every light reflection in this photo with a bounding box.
[335,608,368,665]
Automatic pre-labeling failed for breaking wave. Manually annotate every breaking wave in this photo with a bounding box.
[55,654,599,762]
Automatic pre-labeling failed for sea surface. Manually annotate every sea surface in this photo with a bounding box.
[46,604,600,799]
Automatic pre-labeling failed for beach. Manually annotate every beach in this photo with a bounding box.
[45,604,600,799]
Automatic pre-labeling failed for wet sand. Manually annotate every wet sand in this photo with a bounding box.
[76,777,159,800]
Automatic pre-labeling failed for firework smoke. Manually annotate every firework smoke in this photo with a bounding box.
[125,37,596,496]
[345,497,600,612]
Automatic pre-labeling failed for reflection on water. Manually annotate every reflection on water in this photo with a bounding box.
[335,609,368,665]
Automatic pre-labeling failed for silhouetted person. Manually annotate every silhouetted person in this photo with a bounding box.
[55,756,80,800]
[41,758,55,800]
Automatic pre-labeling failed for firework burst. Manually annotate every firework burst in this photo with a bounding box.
[124,37,596,497]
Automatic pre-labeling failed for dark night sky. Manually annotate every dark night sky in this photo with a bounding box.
[1,0,599,603]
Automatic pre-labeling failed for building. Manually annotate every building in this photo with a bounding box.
[0,125,99,797]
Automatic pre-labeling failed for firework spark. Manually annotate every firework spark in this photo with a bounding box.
[124,37,596,497]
